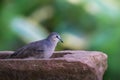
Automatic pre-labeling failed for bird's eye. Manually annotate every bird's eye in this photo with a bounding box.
[56,36,58,38]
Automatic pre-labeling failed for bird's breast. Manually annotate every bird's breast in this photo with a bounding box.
[43,45,55,58]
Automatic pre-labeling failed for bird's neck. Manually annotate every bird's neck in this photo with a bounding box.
[51,40,58,46]
[47,38,58,47]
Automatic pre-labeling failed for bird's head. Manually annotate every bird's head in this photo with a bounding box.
[47,32,63,43]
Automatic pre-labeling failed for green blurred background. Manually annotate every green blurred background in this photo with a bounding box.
[0,0,120,79]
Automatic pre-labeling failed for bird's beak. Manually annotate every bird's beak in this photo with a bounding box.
[57,37,63,43]
[60,39,63,43]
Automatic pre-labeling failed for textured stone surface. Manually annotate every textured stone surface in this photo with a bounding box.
[0,50,107,80]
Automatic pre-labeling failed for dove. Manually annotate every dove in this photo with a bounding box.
[9,32,63,59]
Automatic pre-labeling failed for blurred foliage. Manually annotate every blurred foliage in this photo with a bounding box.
[0,0,120,80]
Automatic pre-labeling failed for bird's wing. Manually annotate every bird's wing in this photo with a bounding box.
[10,40,45,58]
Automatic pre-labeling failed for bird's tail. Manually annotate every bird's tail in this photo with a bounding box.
[3,52,18,59]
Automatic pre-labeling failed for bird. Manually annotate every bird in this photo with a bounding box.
[9,32,63,59]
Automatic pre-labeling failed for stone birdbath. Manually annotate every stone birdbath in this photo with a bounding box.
[0,50,107,80]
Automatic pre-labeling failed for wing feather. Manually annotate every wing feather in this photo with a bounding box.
[9,40,45,58]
